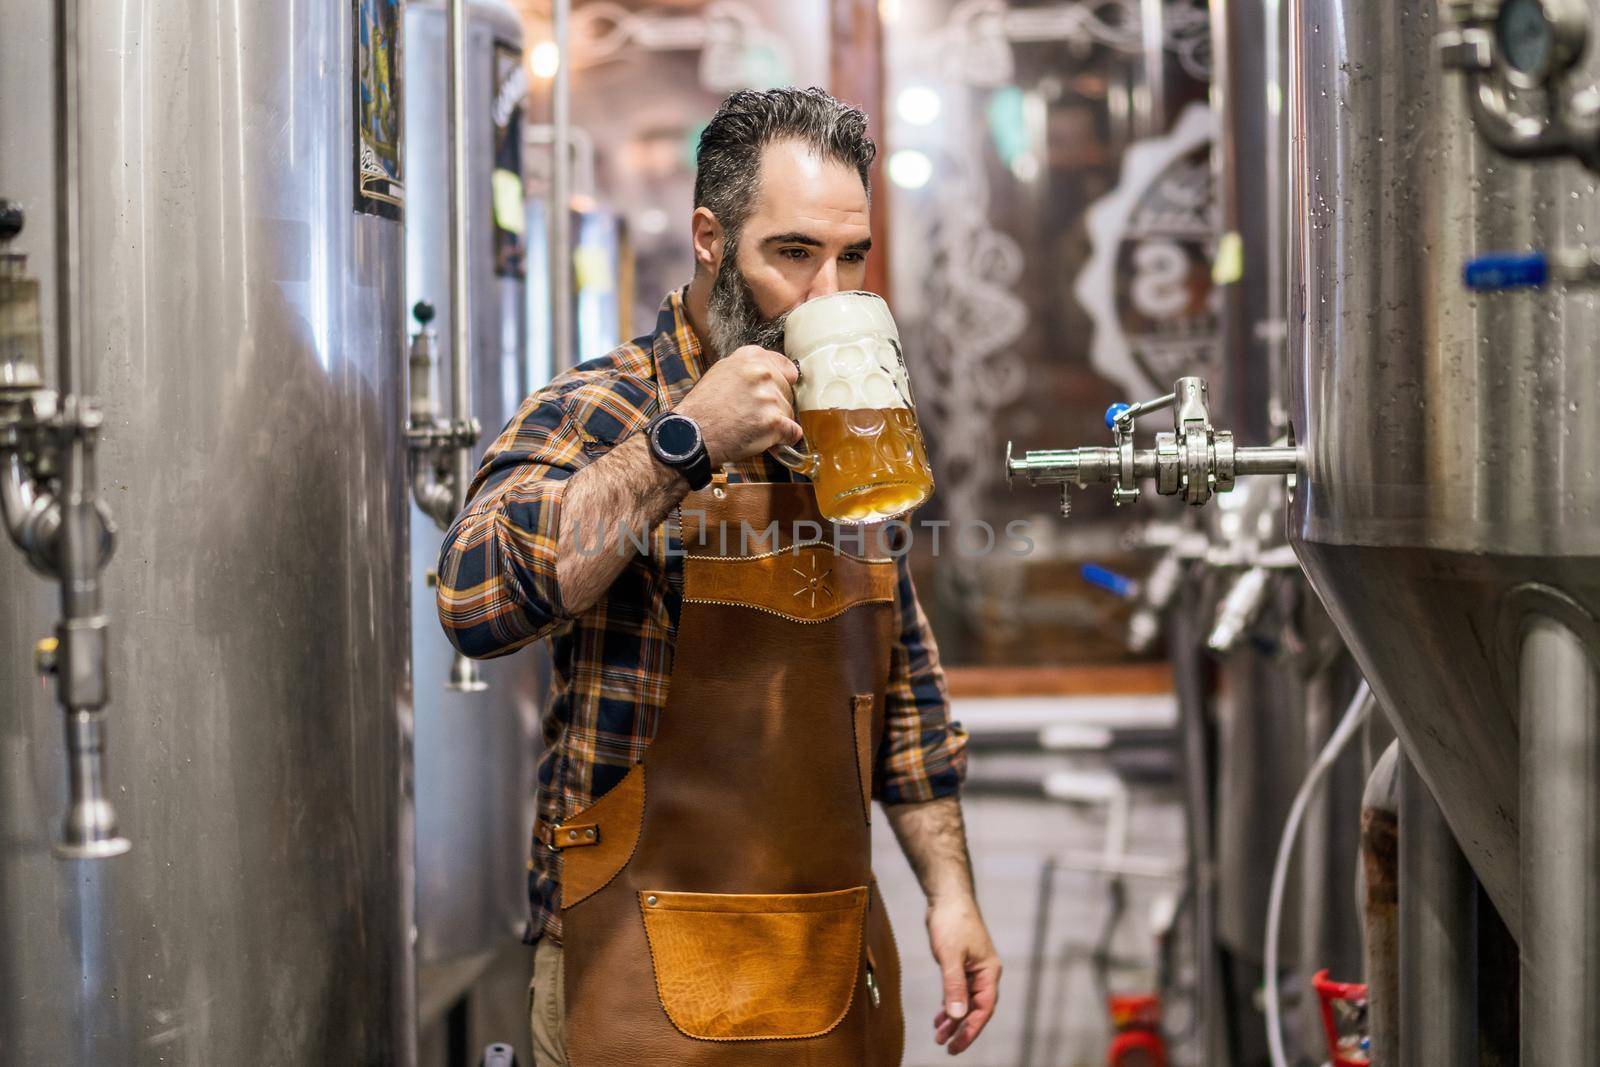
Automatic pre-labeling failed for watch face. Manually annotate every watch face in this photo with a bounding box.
[654,415,701,461]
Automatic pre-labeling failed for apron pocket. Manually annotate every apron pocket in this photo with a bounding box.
[638,886,869,1041]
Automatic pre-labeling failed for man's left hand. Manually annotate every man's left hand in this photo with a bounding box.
[926,898,1001,1055]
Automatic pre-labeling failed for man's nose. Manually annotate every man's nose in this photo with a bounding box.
[807,259,842,300]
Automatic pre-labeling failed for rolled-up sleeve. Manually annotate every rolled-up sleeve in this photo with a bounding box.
[436,392,590,659]
[876,555,968,805]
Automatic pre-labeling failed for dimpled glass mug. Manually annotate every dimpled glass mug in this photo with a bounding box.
[770,291,935,523]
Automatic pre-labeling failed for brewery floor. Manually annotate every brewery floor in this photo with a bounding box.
[872,692,1191,1067]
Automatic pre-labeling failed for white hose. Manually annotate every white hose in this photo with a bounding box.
[1264,680,1375,1067]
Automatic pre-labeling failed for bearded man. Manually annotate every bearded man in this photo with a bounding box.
[437,86,1000,1066]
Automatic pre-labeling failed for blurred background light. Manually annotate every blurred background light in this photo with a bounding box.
[1009,151,1041,182]
[896,85,942,126]
[888,148,933,190]
[986,86,1030,166]
[635,207,670,236]
[531,40,560,79]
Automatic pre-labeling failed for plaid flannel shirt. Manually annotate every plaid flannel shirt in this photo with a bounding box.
[436,288,968,943]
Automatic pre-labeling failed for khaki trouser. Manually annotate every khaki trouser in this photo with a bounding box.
[528,937,569,1066]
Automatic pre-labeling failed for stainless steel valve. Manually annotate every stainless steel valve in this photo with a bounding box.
[1005,376,1302,517]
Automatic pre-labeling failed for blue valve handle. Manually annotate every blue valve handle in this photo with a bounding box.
[1081,563,1138,599]
[1105,402,1134,429]
[1464,252,1548,292]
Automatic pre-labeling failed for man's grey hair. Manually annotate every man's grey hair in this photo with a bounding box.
[693,87,877,249]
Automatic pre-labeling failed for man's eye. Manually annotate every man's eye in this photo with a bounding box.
[780,247,810,261]
[841,252,865,264]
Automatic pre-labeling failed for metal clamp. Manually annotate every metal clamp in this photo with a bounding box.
[1005,376,1300,516]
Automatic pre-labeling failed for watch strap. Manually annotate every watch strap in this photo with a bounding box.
[680,446,713,491]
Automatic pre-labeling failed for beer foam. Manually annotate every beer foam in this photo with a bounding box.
[785,292,912,411]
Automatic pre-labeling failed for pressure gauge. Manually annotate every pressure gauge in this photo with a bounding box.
[1499,0,1555,74]
[1495,0,1588,82]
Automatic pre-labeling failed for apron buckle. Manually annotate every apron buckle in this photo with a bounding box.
[540,821,601,851]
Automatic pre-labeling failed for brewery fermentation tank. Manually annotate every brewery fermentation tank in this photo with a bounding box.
[0,2,413,1063]
[404,0,542,987]
[1289,0,1600,1054]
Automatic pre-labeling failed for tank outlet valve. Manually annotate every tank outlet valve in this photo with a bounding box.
[1005,377,1302,516]
[405,297,482,530]
[2,14,131,862]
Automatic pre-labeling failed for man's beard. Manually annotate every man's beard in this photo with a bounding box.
[706,247,788,361]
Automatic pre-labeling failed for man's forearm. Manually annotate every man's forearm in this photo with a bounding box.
[554,432,688,615]
[884,796,977,907]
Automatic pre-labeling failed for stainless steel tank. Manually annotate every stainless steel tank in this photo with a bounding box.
[1207,4,1367,1058]
[1289,0,1600,1056]
[0,1,413,1063]
[404,0,542,999]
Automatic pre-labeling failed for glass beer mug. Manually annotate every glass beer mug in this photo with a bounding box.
[771,291,935,523]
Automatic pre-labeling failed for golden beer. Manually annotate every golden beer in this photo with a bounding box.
[774,292,935,524]
[798,407,934,523]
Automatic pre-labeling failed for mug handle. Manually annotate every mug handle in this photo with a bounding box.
[770,441,820,478]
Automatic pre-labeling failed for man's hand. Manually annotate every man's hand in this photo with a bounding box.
[884,796,1002,1056]
[675,345,802,466]
[927,899,1000,1055]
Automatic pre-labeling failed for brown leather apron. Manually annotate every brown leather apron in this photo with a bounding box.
[552,480,905,1066]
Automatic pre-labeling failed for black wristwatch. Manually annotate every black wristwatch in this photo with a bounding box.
[645,411,713,490]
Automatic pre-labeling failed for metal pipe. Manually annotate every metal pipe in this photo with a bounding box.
[1138,0,1166,137]
[1520,615,1600,1066]
[1009,444,1302,486]
[416,12,490,697]
[1127,546,1184,653]
[1466,77,1568,159]
[1262,0,1287,434]
[1170,576,1226,1064]
[406,302,456,527]
[1399,749,1476,1065]
[1361,741,1400,1067]
[411,459,454,529]
[549,0,574,373]
[50,0,125,860]
[1016,857,1056,1067]
[1,452,38,546]
[54,0,82,400]
[0,451,59,575]
[1206,564,1270,652]
[1233,446,1302,474]
[445,0,473,513]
